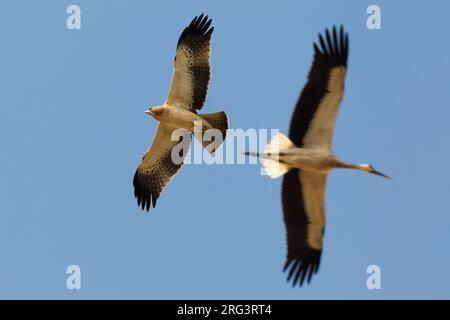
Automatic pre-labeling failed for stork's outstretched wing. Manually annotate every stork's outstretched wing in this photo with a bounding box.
[289,26,349,149]
[133,125,191,211]
[165,14,213,111]
[282,169,327,287]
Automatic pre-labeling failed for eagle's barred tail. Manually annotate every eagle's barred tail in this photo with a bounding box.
[198,111,228,153]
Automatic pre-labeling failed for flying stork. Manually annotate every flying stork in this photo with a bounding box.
[133,14,228,212]
[245,26,389,287]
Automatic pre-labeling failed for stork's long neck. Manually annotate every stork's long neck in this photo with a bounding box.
[333,160,370,173]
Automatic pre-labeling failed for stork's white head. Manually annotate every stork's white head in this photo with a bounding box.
[359,164,390,179]
[145,106,165,120]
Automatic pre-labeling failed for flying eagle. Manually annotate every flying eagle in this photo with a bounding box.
[133,14,228,212]
[245,26,389,287]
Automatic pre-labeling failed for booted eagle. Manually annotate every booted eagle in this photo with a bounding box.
[133,14,228,212]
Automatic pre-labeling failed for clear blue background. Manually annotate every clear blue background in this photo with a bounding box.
[0,0,449,299]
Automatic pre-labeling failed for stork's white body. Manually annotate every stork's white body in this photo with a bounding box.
[278,148,337,173]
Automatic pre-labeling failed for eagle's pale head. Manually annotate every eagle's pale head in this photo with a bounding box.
[145,106,165,120]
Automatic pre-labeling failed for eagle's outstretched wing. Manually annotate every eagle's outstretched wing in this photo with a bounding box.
[165,14,214,111]
[133,125,191,211]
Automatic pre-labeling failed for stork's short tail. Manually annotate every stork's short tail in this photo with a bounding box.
[198,111,228,153]
[263,133,293,178]
[244,133,294,179]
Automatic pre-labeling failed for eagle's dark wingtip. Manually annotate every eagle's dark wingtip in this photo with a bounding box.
[133,169,155,213]
[178,14,214,46]
[151,192,157,209]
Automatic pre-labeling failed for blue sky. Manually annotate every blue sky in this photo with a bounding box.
[0,0,449,299]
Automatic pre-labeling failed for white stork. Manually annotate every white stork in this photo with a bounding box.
[245,26,389,286]
[133,14,228,211]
